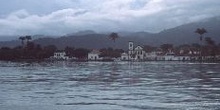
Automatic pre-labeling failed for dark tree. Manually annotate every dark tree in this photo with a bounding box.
[205,37,215,46]
[25,35,32,43]
[204,37,217,57]
[43,45,57,58]
[195,28,207,60]
[160,44,173,53]
[26,42,35,50]
[65,46,75,57]
[108,32,119,42]
[143,45,156,52]
[195,28,207,41]
[99,47,123,58]
[191,43,201,49]
[73,48,90,59]
[19,36,26,47]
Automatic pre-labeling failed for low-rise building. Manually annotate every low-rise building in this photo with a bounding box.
[88,50,102,61]
[121,52,129,60]
[53,51,69,60]
[122,41,193,61]
[145,51,164,61]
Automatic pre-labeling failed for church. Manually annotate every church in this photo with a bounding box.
[121,41,191,61]
[128,41,146,60]
[121,41,146,61]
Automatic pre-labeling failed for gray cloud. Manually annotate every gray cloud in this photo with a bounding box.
[0,0,220,36]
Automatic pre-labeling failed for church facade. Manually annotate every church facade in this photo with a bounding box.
[128,41,146,60]
[121,41,191,61]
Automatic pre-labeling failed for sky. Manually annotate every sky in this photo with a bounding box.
[0,0,220,36]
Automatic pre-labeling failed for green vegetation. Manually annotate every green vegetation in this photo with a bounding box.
[0,43,55,61]
[108,32,119,42]
[195,28,207,41]
[0,28,220,62]
[99,48,124,58]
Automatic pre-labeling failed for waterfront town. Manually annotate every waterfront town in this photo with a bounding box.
[52,41,220,62]
[0,30,220,62]
[48,29,220,62]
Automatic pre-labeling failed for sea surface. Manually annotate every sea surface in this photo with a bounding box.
[0,61,220,110]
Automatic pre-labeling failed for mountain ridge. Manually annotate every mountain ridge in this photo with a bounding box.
[0,16,219,49]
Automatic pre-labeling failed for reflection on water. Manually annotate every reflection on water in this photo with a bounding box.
[0,61,220,110]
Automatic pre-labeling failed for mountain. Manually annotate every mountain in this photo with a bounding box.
[0,16,220,49]
[155,16,220,45]
[66,30,97,36]
[34,34,145,49]
[0,35,19,41]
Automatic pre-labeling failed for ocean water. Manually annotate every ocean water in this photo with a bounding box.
[0,61,220,110]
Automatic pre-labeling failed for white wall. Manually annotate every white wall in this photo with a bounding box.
[88,53,100,60]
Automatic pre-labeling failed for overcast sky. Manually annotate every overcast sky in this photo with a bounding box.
[0,0,220,36]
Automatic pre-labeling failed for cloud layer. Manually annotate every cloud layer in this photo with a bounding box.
[0,0,220,36]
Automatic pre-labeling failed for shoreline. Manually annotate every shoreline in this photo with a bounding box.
[0,59,220,63]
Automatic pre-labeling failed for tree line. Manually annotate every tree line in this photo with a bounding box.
[0,29,220,61]
[0,34,123,61]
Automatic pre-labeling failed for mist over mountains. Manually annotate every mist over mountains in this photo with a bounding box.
[0,16,220,50]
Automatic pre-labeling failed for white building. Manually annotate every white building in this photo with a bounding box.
[134,46,145,60]
[88,50,102,61]
[164,51,190,61]
[128,41,145,61]
[122,41,192,61]
[145,49,162,60]
[164,51,176,61]
[53,51,69,60]
[189,50,200,55]
[121,52,129,60]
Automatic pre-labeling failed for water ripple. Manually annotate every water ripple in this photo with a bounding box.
[0,61,220,110]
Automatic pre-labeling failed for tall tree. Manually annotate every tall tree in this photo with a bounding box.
[195,28,207,60]
[195,28,207,41]
[108,32,119,42]
[19,36,26,47]
[108,32,119,49]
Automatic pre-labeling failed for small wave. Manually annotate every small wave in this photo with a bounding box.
[56,102,117,106]
[35,91,56,95]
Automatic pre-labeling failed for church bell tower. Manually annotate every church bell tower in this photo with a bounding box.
[129,41,134,51]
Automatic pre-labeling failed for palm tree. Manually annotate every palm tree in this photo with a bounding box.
[108,32,119,42]
[195,28,207,41]
[108,32,119,48]
[195,28,207,61]
[108,32,119,50]
[19,36,26,47]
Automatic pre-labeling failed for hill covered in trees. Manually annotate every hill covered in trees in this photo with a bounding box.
[0,16,220,49]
